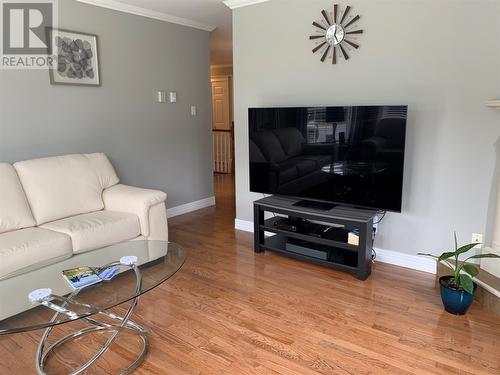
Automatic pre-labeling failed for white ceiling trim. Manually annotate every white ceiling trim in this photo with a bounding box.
[76,0,216,31]
[223,0,270,10]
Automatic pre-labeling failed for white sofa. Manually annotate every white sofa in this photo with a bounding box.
[0,153,168,281]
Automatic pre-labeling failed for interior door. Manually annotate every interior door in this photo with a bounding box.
[211,77,233,173]
[211,77,230,131]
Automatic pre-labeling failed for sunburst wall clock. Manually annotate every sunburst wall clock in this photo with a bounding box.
[310,4,363,64]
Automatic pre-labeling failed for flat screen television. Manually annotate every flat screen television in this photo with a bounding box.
[249,106,408,212]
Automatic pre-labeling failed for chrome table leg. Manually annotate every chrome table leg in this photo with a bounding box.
[33,260,148,375]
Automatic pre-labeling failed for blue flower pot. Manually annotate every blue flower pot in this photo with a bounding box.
[439,276,477,315]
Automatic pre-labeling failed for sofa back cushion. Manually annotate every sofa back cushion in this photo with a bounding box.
[14,153,119,225]
[272,128,305,158]
[251,131,287,163]
[249,140,267,163]
[0,163,36,233]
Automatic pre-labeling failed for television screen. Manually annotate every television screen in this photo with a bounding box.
[249,106,407,212]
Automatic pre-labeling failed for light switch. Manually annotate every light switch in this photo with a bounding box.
[169,92,177,103]
[191,105,197,116]
[157,90,166,103]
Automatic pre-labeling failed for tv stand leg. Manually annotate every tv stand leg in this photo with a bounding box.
[356,270,370,281]
[254,205,264,253]
[356,222,372,280]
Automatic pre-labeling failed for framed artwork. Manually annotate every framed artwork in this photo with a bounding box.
[47,28,100,86]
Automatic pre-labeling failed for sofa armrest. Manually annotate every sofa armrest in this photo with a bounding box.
[103,184,167,237]
[360,136,388,159]
[361,136,388,150]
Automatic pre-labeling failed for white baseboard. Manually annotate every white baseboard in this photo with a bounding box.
[373,247,435,274]
[235,218,255,232]
[167,196,215,218]
[234,219,436,274]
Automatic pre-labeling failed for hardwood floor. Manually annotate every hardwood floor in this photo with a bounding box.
[1,173,500,374]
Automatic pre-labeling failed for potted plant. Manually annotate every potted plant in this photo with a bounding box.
[418,233,500,315]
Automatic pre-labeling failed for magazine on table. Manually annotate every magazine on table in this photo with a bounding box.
[62,266,120,290]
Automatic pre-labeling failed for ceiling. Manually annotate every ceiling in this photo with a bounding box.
[103,0,233,65]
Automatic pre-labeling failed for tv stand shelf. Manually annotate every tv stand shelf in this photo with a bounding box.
[261,217,359,251]
[254,196,377,280]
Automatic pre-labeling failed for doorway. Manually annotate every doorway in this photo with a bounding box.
[211,65,235,207]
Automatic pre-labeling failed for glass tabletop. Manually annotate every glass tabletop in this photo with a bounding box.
[0,241,186,335]
[322,161,389,176]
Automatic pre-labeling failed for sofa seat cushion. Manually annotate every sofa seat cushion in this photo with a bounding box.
[41,211,141,254]
[295,154,333,167]
[276,160,299,185]
[0,228,72,279]
[14,153,120,225]
[0,163,36,234]
[293,159,318,177]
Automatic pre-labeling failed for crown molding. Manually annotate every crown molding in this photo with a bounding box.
[76,0,216,31]
[223,0,270,10]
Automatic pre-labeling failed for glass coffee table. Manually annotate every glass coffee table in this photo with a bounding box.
[0,241,186,375]
[321,161,389,177]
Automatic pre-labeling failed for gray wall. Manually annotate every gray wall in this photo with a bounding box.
[233,0,500,256]
[0,0,213,208]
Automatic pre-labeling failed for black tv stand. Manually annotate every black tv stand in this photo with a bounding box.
[292,199,338,211]
[254,196,377,280]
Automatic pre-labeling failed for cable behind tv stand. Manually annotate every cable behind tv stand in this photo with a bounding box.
[254,196,377,280]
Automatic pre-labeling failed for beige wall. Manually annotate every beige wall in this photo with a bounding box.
[232,0,500,256]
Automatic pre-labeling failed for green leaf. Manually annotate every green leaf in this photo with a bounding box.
[463,264,479,277]
[467,253,500,260]
[417,253,438,258]
[459,274,474,295]
[455,243,480,255]
[438,252,456,261]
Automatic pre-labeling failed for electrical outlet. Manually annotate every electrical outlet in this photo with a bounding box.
[471,233,483,248]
